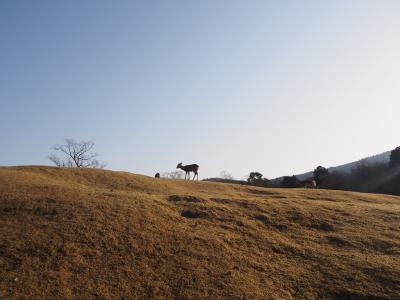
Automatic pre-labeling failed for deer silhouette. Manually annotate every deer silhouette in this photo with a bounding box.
[177,162,199,180]
[300,179,317,188]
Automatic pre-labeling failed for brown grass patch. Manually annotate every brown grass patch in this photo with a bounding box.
[0,166,400,299]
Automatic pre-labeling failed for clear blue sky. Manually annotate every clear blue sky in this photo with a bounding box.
[1,0,399,179]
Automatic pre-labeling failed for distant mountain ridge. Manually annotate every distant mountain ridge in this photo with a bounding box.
[274,150,392,182]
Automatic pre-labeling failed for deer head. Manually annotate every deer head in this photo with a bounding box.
[177,162,183,169]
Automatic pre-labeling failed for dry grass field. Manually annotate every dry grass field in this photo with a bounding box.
[0,166,399,299]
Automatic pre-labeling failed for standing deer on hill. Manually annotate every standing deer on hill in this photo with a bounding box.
[177,162,199,180]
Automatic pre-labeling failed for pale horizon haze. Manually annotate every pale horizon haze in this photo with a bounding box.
[1,1,399,179]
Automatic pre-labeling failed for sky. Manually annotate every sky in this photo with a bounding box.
[1,0,400,179]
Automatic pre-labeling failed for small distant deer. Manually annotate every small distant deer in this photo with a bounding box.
[155,173,160,178]
[300,179,317,188]
[177,162,199,180]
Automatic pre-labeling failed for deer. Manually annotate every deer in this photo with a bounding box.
[176,162,199,180]
[300,179,317,188]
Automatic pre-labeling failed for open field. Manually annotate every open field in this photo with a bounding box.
[1,166,400,299]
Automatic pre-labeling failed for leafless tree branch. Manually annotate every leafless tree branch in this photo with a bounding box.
[48,139,106,168]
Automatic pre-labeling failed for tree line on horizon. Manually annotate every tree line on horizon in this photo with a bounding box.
[240,146,400,196]
[308,146,400,195]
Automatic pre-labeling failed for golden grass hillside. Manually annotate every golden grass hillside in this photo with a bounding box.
[1,166,400,299]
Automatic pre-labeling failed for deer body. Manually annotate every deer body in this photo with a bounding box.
[177,163,199,180]
[300,179,317,188]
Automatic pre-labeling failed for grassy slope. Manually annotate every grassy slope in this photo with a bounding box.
[0,167,399,300]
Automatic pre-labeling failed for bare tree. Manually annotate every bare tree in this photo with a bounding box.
[162,170,185,179]
[48,139,106,168]
[219,170,234,180]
